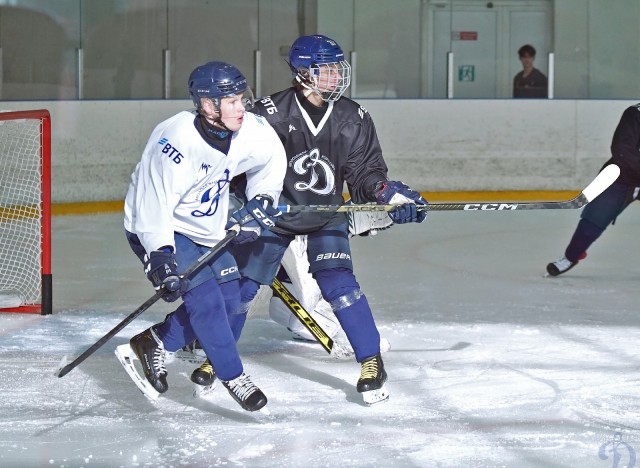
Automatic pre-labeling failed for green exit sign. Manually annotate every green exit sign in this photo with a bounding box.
[458,65,475,82]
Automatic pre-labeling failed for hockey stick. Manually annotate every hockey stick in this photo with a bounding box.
[56,229,238,378]
[270,277,334,354]
[278,164,621,213]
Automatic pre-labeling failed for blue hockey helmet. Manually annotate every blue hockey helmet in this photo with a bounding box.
[188,61,253,110]
[288,35,351,102]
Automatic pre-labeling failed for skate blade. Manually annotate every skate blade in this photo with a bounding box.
[193,381,217,398]
[362,384,390,406]
[114,344,160,403]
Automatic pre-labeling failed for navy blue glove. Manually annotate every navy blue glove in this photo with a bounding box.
[225,195,281,244]
[375,180,428,224]
[144,248,189,302]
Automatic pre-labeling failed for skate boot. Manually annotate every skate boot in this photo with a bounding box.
[546,252,587,277]
[222,373,268,412]
[191,358,217,397]
[357,353,389,406]
[129,327,168,394]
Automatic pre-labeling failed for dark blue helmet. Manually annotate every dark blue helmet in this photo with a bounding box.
[288,35,351,102]
[289,35,346,74]
[188,61,250,108]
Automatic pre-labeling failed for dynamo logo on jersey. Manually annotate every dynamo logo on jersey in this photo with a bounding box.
[158,138,184,164]
[191,169,231,217]
[291,147,336,195]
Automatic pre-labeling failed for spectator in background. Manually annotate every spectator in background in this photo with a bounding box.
[513,44,548,98]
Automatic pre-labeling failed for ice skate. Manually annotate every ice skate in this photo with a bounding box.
[357,353,389,406]
[222,373,268,412]
[191,358,217,397]
[115,327,168,402]
[546,252,586,277]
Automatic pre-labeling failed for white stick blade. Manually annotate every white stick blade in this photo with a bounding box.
[582,164,620,202]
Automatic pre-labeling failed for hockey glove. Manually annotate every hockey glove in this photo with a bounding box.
[144,248,189,302]
[375,180,428,224]
[225,194,282,244]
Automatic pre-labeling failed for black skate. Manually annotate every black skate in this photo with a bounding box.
[546,252,587,277]
[115,327,168,402]
[191,359,217,397]
[130,327,168,393]
[357,353,389,406]
[222,373,268,412]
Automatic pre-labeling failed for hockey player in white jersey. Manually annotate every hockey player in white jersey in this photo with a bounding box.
[197,35,428,406]
[117,61,286,412]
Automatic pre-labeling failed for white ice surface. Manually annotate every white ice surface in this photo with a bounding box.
[1,207,639,468]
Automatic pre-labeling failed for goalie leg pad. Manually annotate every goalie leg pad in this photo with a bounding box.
[115,344,160,402]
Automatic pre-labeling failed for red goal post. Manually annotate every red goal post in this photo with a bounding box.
[0,109,52,315]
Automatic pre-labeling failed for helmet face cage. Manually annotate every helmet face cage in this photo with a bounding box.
[289,35,351,102]
[302,60,351,102]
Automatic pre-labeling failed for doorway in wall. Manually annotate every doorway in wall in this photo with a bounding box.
[424,0,553,98]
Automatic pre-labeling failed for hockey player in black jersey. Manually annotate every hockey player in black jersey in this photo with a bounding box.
[192,34,428,406]
[546,103,638,276]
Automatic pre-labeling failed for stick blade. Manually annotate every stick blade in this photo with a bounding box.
[54,355,69,377]
[582,164,620,202]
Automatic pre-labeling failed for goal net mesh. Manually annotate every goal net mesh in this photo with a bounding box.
[0,117,43,307]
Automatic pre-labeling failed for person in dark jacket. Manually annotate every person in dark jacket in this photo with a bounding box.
[546,104,639,276]
[513,44,548,98]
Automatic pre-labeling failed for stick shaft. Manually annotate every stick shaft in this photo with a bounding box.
[278,164,620,214]
[279,195,587,214]
[57,230,237,378]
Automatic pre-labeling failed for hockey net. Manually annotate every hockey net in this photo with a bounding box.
[0,110,52,314]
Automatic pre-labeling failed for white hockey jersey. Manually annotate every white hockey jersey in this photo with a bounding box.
[124,109,286,253]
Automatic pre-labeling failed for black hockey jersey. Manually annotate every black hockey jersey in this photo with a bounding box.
[250,87,389,235]
[604,103,640,186]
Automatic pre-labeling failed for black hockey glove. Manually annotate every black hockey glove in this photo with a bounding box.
[144,247,189,302]
[375,180,428,224]
[225,194,282,244]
